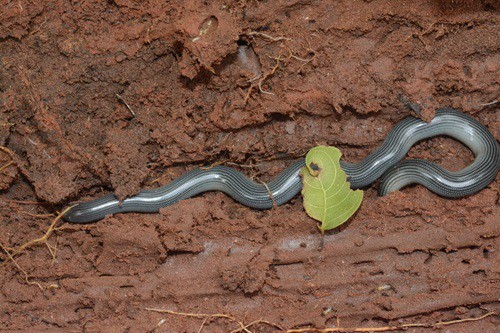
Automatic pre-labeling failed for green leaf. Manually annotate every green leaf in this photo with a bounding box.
[300,146,363,233]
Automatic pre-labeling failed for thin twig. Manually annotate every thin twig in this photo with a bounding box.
[258,80,275,95]
[247,31,292,42]
[226,162,262,169]
[259,54,283,95]
[0,146,16,158]
[200,160,229,170]
[10,205,75,257]
[297,54,316,73]
[116,93,136,117]
[29,15,47,36]
[480,99,498,106]
[0,243,44,292]
[284,47,316,73]
[287,312,497,332]
[261,181,278,209]
[0,160,14,172]
[244,54,283,103]
[19,211,56,218]
[145,24,153,44]
[197,316,209,333]
[142,308,494,333]
[231,319,284,333]
[432,312,497,327]
[144,308,251,333]
[145,308,237,320]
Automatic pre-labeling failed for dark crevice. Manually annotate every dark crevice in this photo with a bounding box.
[171,40,184,59]
[270,259,304,267]
[472,269,486,276]
[352,260,375,267]
[267,112,293,123]
[166,249,203,256]
[75,305,94,313]
[180,67,214,91]
[369,270,384,276]
[424,253,433,264]
[236,38,249,46]
[482,247,491,258]
[483,3,496,11]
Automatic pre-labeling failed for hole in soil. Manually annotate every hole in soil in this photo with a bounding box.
[236,38,248,46]
[172,41,183,58]
[236,38,262,78]
[483,247,493,258]
[106,0,118,8]
[472,269,486,276]
[180,68,214,90]
[268,112,293,122]
[483,3,495,11]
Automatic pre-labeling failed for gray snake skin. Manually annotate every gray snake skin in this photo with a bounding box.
[63,108,500,223]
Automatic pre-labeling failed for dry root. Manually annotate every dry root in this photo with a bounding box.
[145,308,283,333]
[1,206,75,292]
[145,307,496,333]
[243,32,316,104]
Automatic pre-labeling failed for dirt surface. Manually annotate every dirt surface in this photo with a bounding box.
[1,0,499,332]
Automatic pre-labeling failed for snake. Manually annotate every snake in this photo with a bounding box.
[63,108,500,223]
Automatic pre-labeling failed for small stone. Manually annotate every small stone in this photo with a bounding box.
[115,53,127,63]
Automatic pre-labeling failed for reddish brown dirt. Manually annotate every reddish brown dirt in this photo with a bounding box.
[1,0,499,332]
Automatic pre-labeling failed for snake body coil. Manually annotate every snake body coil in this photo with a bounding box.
[64,108,499,223]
